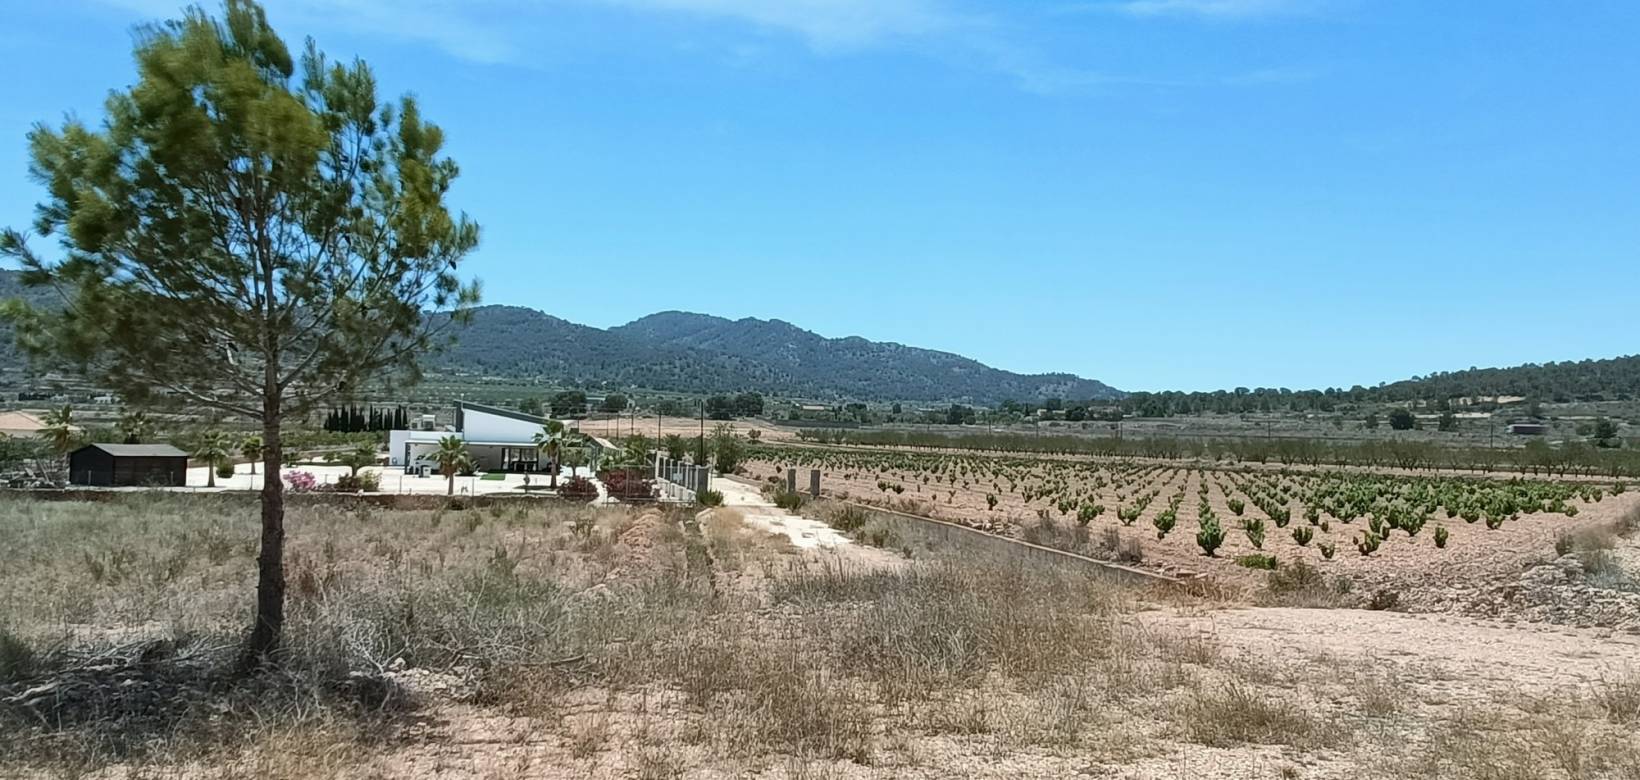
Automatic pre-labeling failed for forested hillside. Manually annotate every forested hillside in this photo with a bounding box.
[4,271,1634,407]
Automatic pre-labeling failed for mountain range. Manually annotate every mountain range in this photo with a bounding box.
[5,269,1636,405]
[428,306,1124,404]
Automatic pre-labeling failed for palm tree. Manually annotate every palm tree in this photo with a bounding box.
[118,410,154,444]
[662,433,687,461]
[240,435,263,475]
[42,405,77,455]
[194,431,235,488]
[620,433,652,469]
[435,435,468,496]
[338,443,377,477]
[560,446,588,476]
[533,420,570,488]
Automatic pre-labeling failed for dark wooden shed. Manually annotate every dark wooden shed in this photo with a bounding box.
[68,443,190,487]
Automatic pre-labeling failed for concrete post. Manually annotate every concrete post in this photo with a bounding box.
[809,469,821,498]
[785,468,797,493]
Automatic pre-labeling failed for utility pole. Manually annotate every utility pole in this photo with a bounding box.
[698,399,707,464]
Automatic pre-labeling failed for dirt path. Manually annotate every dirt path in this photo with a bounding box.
[714,476,855,550]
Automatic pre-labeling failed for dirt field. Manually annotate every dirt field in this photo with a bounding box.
[3,491,1638,778]
[745,450,1638,592]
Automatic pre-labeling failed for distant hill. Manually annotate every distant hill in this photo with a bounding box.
[610,311,1122,403]
[432,306,1122,404]
[1119,355,1640,417]
[425,305,787,394]
[6,268,1635,405]
[0,272,1119,403]
[1373,355,1640,403]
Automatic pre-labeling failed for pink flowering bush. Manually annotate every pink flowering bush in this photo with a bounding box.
[284,470,318,493]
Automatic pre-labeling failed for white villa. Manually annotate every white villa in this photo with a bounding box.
[388,401,557,474]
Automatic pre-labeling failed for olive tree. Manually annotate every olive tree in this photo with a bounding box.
[0,0,479,668]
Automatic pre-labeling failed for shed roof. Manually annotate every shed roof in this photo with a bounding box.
[75,443,189,458]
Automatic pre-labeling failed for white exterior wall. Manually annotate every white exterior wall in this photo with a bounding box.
[461,409,544,443]
[387,406,544,467]
[388,430,451,466]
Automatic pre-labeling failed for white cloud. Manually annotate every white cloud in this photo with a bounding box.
[1103,0,1324,19]
[90,0,528,62]
[90,0,965,62]
[85,0,1322,93]
[591,0,960,50]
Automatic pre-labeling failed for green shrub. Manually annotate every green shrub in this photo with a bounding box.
[1243,517,1266,550]
[1152,509,1176,540]
[1235,553,1279,570]
[1267,559,1323,594]
[1318,541,1336,560]
[1075,503,1100,527]
[1117,505,1140,526]
[1356,532,1381,556]
[774,489,805,512]
[1433,525,1449,549]
[215,463,236,480]
[1270,507,1291,528]
[1291,526,1313,546]
[829,504,869,533]
[696,489,724,507]
[1196,517,1225,557]
[332,471,380,492]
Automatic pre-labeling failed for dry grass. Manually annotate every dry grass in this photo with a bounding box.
[1255,558,1355,608]
[2,493,1638,778]
[1171,677,1333,748]
[1373,706,1640,780]
[1595,669,1640,725]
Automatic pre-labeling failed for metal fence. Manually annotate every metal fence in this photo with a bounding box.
[653,454,710,502]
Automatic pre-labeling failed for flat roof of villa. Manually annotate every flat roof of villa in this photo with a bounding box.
[405,438,541,447]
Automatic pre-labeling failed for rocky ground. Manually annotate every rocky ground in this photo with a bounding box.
[1410,551,1640,631]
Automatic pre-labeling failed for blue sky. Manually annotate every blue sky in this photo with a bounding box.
[3,0,1637,392]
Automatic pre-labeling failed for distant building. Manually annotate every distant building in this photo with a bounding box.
[1507,422,1549,436]
[68,443,189,487]
[0,411,79,439]
[388,401,550,473]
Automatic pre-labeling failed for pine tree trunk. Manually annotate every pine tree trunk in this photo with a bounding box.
[242,414,285,671]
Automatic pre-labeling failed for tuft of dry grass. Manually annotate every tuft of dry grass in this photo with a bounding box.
[568,711,611,759]
[1594,669,1640,725]
[1171,677,1333,748]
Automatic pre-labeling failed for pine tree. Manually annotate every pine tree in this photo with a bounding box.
[1,0,479,668]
